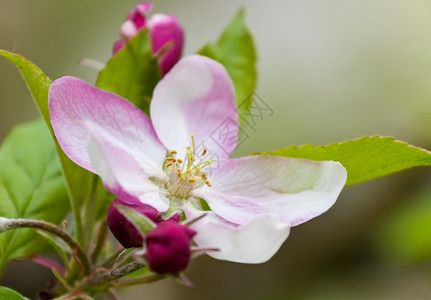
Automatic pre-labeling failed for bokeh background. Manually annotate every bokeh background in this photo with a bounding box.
[2,0,431,299]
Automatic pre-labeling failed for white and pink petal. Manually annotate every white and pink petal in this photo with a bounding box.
[184,205,291,263]
[87,127,170,212]
[193,156,347,227]
[49,76,166,179]
[150,55,237,162]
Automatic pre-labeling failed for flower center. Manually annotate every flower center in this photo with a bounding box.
[164,134,214,200]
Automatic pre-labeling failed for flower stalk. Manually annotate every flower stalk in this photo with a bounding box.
[0,217,91,275]
[90,220,108,264]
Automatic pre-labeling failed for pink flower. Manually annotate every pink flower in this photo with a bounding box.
[113,2,184,74]
[49,55,347,263]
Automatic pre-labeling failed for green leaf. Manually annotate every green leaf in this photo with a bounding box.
[259,136,431,186]
[0,49,97,247]
[0,50,52,132]
[0,120,69,274]
[96,29,162,114]
[0,286,28,300]
[198,9,257,127]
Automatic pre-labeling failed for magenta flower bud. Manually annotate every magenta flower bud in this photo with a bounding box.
[113,2,184,74]
[148,14,184,74]
[127,2,153,29]
[146,221,196,275]
[107,199,158,248]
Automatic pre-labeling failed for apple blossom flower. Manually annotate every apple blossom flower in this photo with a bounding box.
[49,54,347,264]
[113,2,184,74]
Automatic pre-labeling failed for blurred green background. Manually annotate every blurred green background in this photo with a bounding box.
[1,0,431,299]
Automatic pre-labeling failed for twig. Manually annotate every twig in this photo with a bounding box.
[114,273,164,287]
[85,261,146,287]
[1,218,90,274]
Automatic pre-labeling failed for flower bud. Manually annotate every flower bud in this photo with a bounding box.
[107,199,158,248]
[145,221,196,275]
[113,2,184,74]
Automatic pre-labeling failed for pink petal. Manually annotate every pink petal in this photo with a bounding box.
[151,55,237,163]
[49,76,166,179]
[127,2,153,29]
[184,205,290,263]
[148,14,184,74]
[87,126,169,212]
[120,20,139,39]
[193,156,347,226]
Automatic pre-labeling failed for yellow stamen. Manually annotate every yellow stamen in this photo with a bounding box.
[189,178,197,183]
[205,180,212,187]
[169,150,177,155]
[176,158,183,164]
[201,148,207,156]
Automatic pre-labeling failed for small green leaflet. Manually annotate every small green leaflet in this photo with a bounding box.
[0,120,69,274]
[259,136,431,186]
[0,50,52,132]
[0,49,97,247]
[198,9,257,129]
[36,230,70,272]
[0,286,28,300]
[96,29,162,115]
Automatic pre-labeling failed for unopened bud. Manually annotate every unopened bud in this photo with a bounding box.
[145,221,196,274]
[107,199,158,248]
[113,2,184,74]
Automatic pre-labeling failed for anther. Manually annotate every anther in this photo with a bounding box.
[165,162,173,168]
[201,148,207,156]
[205,180,212,187]
[176,159,183,164]
[201,172,207,180]
[169,150,177,155]
[166,157,176,162]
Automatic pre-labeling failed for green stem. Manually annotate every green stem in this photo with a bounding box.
[80,175,98,251]
[90,220,108,264]
[1,218,90,275]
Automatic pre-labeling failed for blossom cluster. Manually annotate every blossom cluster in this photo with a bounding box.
[47,2,347,276]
